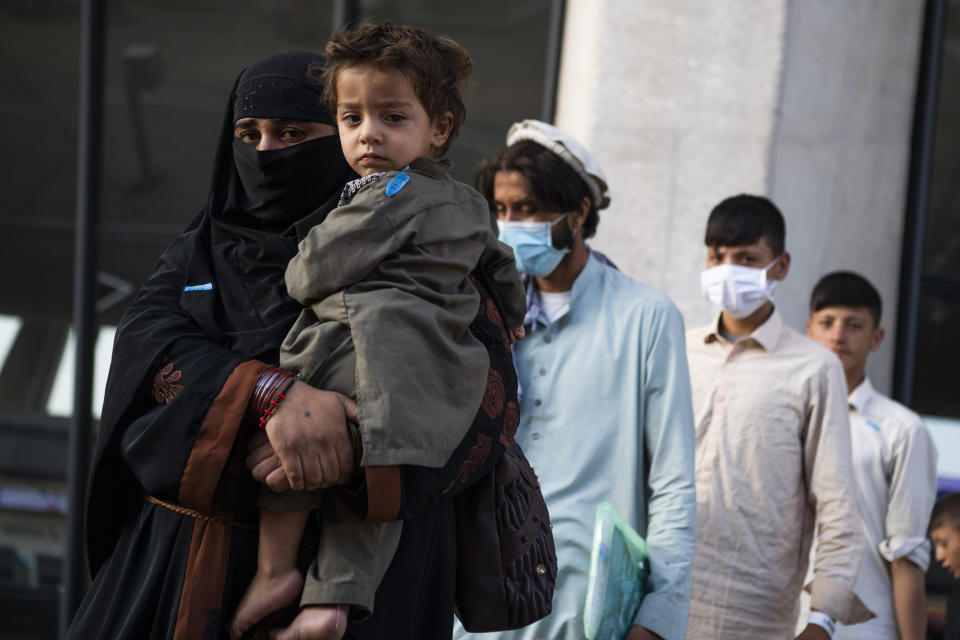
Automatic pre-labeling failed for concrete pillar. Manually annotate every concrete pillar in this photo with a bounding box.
[554,0,923,394]
[767,1,924,394]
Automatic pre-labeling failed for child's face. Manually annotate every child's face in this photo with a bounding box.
[335,65,452,176]
[932,525,960,579]
[807,306,883,380]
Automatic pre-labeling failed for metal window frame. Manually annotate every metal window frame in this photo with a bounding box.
[542,0,567,123]
[61,0,105,634]
[894,0,949,406]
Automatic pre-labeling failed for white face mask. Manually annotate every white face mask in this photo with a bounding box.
[700,260,779,319]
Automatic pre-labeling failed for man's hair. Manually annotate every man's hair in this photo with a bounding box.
[930,493,960,533]
[476,140,600,239]
[705,194,786,256]
[810,271,883,326]
[320,22,472,156]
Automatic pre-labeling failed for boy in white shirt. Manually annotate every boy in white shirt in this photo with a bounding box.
[807,271,938,640]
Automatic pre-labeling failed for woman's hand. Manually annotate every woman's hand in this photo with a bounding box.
[251,381,359,491]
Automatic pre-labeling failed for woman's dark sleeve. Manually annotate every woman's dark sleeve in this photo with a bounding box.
[86,229,262,573]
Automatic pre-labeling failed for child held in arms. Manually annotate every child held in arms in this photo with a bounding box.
[231,22,526,639]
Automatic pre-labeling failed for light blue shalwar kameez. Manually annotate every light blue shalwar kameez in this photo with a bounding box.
[454,254,696,640]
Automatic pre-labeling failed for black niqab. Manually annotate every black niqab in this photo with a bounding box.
[223,51,351,230]
[232,136,348,227]
[187,51,354,361]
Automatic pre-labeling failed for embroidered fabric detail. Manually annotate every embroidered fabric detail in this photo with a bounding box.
[338,171,387,206]
[484,297,510,347]
[152,362,184,404]
[444,434,493,492]
[481,368,506,419]
[500,401,519,447]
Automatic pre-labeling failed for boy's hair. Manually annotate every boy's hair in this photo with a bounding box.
[930,493,960,533]
[705,194,785,256]
[321,22,472,156]
[476,140,600,239]
[810,271,883,326]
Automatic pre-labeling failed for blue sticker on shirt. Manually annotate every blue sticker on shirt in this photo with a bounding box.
[184,282,213,291]
[385,172,409,196]
[865,419,881,433]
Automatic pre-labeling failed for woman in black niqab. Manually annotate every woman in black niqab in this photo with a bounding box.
[66,51,516,640]
[190,50,354,359]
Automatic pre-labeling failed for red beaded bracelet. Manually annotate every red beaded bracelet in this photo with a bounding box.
[258,375,298,430]
[249,368,294,420]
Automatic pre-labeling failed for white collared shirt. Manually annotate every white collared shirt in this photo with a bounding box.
[834,377,938,639]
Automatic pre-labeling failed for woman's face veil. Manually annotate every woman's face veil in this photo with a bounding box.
[210,51,353,229]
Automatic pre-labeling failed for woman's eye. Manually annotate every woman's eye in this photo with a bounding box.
[236,131,259,145]
[280,128,306,142]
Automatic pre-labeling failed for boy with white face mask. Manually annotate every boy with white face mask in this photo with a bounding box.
[685,195,873,640]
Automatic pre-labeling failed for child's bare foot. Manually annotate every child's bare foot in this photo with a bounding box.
[269,604,350,640]
[230,569,304,640]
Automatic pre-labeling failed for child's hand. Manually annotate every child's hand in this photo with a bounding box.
[510,326,526,344]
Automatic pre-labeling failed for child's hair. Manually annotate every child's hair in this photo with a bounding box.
[810,271,883,326]
[705,194,786,256]
[931,493,960,533]
[476,140,600,240]
[321,22,473,156]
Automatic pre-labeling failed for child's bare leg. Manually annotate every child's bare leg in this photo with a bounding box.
[230,509,309,640]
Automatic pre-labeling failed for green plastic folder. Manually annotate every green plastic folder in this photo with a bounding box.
[583,502,649,639]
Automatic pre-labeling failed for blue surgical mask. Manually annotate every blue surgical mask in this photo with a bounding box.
[498,217,572,277]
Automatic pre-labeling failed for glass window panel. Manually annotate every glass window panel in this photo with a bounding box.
[0,2,339,432]
[925,415,960,482]
[0,315,23,375]
[912,293,960,418]
[45,330,73,419]
[913,1,960,421]
[45,325,115,419]
[98,1,335,326]
[923,0,960,280]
